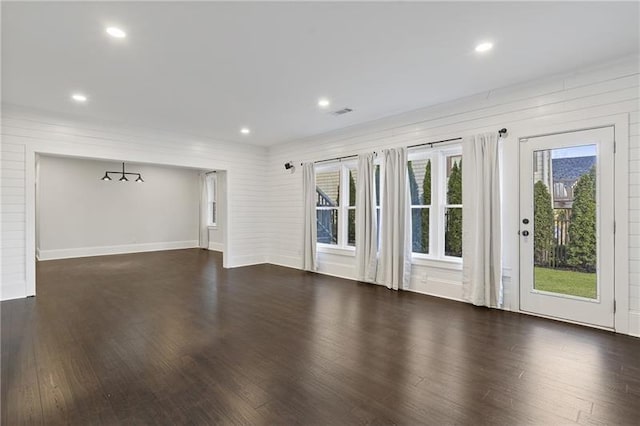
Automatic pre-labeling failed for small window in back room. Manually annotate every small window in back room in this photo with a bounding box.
[206,173,217,226]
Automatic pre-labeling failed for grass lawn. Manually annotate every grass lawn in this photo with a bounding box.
[534,267,597,299]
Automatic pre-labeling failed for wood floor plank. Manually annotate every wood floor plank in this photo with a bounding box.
[1,249,639,425]
[1,299,44,425]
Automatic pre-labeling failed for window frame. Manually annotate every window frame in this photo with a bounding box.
[440,147,463,261]
[408,144,463,263]
[407,150,434,256]
[315,160,357,251]
[345,163,358,247]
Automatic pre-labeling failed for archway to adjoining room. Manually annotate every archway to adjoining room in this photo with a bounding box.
[32,153,228,296]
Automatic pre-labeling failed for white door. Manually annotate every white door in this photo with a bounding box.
[519,126,615,328]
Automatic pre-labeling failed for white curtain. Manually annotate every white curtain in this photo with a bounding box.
[462,132,503,307]
[377,148,412,290]
[355,153,378,282]
[302,162,317,271]
[199,172,209,249]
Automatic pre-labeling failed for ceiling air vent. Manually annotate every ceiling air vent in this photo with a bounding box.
[332,108,353,116]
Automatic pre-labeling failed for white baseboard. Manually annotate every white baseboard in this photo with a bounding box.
[314,266,356,282]
[501,275,515,312]
[227,254,267,268]
[37,240,199,261]
[208,242,224,252]
[267,254,301,269]
[317,260,356,281]
[406,287,465,303]
[407,276,464,302]
[1,280,28,301]
[629,311,640,337]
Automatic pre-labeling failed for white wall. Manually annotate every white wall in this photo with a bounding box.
[36,156,200,260]
[266,55,640,336]
[1,106,269,301]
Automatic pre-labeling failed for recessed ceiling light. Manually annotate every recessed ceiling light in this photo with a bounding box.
[106,27,126,38]
[240,127,251,135]
[475,42,493,53]
[71,93,87,102]
[318,98,331,108]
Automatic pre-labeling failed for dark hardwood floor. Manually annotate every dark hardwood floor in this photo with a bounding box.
[2,249,639,425]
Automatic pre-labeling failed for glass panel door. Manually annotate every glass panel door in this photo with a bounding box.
[520,127,615,328]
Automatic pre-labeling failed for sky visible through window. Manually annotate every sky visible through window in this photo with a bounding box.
[551,144,597,159]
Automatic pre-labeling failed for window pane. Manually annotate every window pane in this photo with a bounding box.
[206,174,216,200]
[408,161,418,203]
[348,208,356,246]
[445,207,463,257]
[348,168,357,207]
[206,174,217,226]
[408,158,432,206]
[348,167,356,246]
[316,170,340,207]
[533,145,598,299]
[446,155,462,204]
[411,207,429,254]
[317,209,338,244]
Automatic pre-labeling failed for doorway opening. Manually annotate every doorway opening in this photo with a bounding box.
[33,154,228,295]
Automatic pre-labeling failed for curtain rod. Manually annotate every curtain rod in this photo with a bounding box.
[407,137,461,149]
[301,152,377,166]
[301,128,507,165]
[407,128,508,150]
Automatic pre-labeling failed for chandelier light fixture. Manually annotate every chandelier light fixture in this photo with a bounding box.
[101,162,144,183]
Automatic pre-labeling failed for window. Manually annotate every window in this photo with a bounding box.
[316,168,340,244]
[444,154,462,258]
[409,158,431,254]
[316,162,357,248]
[375,164,381,240]
[347,166,357,246]
[206,173,217,227]
[408,147,463,260]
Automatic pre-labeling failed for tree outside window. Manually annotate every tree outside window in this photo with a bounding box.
[445,158,462,257]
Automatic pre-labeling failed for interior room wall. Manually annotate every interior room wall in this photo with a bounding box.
[1,106,268,301]
[266,54,640,336]
[36,156,200,260]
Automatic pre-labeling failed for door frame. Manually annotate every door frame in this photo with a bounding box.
[518,126,615,328]
[25,147,233,298]
[510,113,629,334]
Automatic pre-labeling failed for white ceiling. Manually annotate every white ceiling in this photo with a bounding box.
[2,2,638,146]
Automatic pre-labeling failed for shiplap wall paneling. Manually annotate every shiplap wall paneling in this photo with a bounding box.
[0,107,269,300]
[1,143,27,300]
[267,55,640,335]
